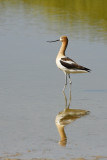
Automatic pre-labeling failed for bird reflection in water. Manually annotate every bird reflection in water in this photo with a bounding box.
[55,85,89,146]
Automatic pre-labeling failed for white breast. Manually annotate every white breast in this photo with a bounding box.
[56,57,64,70]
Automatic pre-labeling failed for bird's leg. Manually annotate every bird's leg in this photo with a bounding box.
[63,73,67,92]
[67,74,72,108]
[68,74,72,85]
[68,83,72,108]
[63,89,67,108]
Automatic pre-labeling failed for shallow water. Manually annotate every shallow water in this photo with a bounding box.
[0,0,107,159]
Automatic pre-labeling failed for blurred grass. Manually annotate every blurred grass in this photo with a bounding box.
[0,0,107,41]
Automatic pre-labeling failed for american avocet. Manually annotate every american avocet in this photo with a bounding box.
[47,36,91,91]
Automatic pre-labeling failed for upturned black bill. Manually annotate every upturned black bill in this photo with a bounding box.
[47,39,60,42]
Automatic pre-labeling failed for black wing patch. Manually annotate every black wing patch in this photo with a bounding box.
[60,60,91,72]
[61,57,76,63]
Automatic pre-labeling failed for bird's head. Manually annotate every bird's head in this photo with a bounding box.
[47,36,68,43]
[60,36,68,42]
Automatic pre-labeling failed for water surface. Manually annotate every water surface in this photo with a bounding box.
[0,0,107,159]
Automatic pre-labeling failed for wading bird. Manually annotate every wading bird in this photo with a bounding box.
[47,36,91,91]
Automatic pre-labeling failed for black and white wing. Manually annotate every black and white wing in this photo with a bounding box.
[60,57,91,72]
